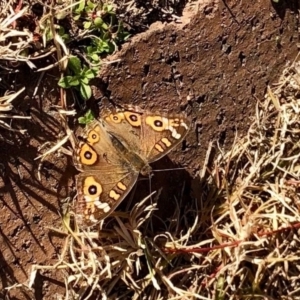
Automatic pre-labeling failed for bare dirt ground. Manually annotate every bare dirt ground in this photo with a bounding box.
[0,0,299,299]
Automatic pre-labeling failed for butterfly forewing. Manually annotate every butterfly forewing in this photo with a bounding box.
[141,114,190,163]
[102,108,190,162]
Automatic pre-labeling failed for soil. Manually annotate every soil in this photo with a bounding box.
[0,0,299,299]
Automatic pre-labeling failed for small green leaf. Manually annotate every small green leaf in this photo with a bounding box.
[74,0,85,13]
[93,39,111,53]
[78,117,86,124]
[58,76,80,88]
[73,14,81,21]
[104,4,114,13]
[68,76,81,86]
[45,28,53,41]
[102,31,110,41]
[94,17,104,27]
[90,53,99,62]
[78,109,95,124]
[84,21,92,29]
[100,21,109,31]
[84,69,96,79]
[61,33,70,41]
[58,26,65,36]
[86,46,94,54]
[80,83,92,100]
[81,77,89,85]
[87,0,96,9]
[68,56,82,74]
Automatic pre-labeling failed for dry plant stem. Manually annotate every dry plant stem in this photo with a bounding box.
[0,115,31,119]
[0,87,25,111]
[29,235,71,290]
[0,87,30,132]
[36,55,70,72]
[29,47,57,60]
[0,6,34,61]
[43,5,76,154]
[35,132,72,160]
[0,121,26,133]
[0,6,27,30]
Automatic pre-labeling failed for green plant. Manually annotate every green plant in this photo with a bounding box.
[58,56,97,100]
[73,0,130,62]
[78,109,94,124]
[58,1,129,101]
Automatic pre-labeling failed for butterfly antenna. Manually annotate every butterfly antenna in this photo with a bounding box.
[153,167,187,172]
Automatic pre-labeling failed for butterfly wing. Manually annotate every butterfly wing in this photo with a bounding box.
[75,171,138,223]
[102,108,190,163]
[73,120,139,223]
[140,114,190,163]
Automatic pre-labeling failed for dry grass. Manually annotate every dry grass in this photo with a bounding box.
[0,87,31,132]
[28,59,300,299]
[1,0,300,299]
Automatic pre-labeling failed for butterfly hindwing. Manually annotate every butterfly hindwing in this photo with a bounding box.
[76,171,138,223]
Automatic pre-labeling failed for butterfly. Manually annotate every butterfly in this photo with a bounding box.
[73,106,190,224]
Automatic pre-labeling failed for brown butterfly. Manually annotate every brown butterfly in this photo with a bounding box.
[73,106,190,224]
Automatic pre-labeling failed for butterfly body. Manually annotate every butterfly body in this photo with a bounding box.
[73,106,189,224]
[108,132,152,175]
